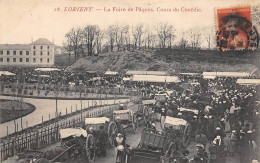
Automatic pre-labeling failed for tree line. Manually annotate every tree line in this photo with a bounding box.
[64,23,215,59]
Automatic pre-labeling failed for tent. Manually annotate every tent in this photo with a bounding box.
[203,72,250,78]
[236,79,260,85]
[104,71,118,75]
[35,68,61,72]
[132,75,180,83]
[126,70,167,76]
[0,71,15,76]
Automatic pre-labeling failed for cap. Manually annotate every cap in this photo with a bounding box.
[209,115,212,119]
[151,123,156,127]
[216,135,221,139]
[195,144,204,149]
[193,115,197,118]
[204,115,208,119]
[232,130,236,133]
[216,127,221,130]
[177,112,182,116]
[117,133,123,137]
[221,118,225,121]
[247,130,253,134]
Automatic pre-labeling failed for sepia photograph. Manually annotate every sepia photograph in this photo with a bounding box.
[0,0,260,163]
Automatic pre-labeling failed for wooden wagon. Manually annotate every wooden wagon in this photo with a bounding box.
[84,117,118,147]
[20,128,94,163]
[130,129,177,163]
[164,116,192,147]
[113,109,138,133]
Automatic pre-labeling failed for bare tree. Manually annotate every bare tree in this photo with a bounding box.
[155,23,175,49]
[188,28,202,50]
[132,24,144,49]
[107,25,119,52]
[65,27,83,60]
[203,27,215,49]
[94,28,104,55]
[82,25,100,56]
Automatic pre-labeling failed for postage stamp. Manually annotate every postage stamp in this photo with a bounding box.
[216,6,256,51]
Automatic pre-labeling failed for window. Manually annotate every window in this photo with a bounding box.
[40,51,43,56]
[26,51,29,55]
[0,58,3,62]
[13,51,16,55]
[20,51,23,55]
[47,58,50,63]
[40,58,43,63]
[7,51,10,55]
[7,58,10,62]
[13,58,16,62]
[33,58,36,63]
[33,46,36,49]
[26,58,29,62]
[41,46,43,49]
[20,58,23,62]
[33,51,36,56]
[47,51,50,56]
[0,51,3,55]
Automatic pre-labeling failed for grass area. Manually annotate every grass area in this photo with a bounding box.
[0,99,35,124]
[66,49,260,73]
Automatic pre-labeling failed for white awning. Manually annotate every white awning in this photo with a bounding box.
[113,109,131,114]
[236,79,260,85]
[180,73,200,76]
[203,75,216,79]
[142,100,156,105]
[85,117,110,124]
[132,75,180,83]
[203,72,250,78]
[35,68,61,72]
[179,108,199,114]
[60,128,87,139]
[105,71,118,75]
[0,71,15,76]
[123,77,130,81]
[164,116,187,126]
[126,70,167,75]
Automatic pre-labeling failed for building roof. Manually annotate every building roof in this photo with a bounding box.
[31,38,53,45]
[0,44,30,50]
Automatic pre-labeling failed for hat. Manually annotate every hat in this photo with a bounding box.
[209,115,212,119]
[216,135,221,139]
[221,118,225,121]
[232,130,236,133]
[116,116,121,120]
[117,133,123,137]
[162,108,165,111]
[196,144,204,149]
[204,115,208,119]
[89,127,93,131]
[151,123,156,127]
[247,130,253,134]
[117,145,124,151]
[216,127,221,130]
[177,112,182,116]
[193,115,197,119]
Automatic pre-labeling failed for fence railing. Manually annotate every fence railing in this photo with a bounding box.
[0,104,122,162]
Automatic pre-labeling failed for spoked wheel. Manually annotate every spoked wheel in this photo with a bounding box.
[132,114,138,133]
[86,134,95,163]
[183,123,192,147]
[107,121,118,147]
[163,142,177,162]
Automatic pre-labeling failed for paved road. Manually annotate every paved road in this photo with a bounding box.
[0,95,129,138]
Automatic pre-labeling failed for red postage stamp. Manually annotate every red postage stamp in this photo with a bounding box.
[216,6,255,51]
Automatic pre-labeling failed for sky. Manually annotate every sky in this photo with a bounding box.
[0,0,259,46]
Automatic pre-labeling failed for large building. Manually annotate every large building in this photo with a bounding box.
[0,38,55,67]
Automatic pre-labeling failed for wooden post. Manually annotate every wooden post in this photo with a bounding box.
[42,116,43,123]
[49,114,50,120]
[71,106,72,113]
[7,126,8,136]
[66,108,67,115]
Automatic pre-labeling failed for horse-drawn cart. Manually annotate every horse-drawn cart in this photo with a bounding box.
[85,117,118,147]
[113,109,138,133]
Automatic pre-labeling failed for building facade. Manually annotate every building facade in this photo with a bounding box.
[0,38,55,67]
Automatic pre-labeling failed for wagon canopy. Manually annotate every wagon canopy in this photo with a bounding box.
[132,75,180,83]
[104,71,118,75]
[236,79,260,85]
[85,117,110,124]
[142,99,156,105]
[60,128,88,139]
[164,116,187,126]
[35,68,61,72]
[178,108,199,114]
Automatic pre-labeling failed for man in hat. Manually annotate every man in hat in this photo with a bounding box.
[114,133,125,163]
[115,116,125,139]
[161,108,166,129]
[99,125,108,157]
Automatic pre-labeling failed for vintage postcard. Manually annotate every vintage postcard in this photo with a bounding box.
[0,0,260,163]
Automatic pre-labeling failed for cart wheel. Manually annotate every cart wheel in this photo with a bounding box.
[86,134,95,163]
[183,123,192,147]
[164,142,177,158]
[107,121,118,147]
